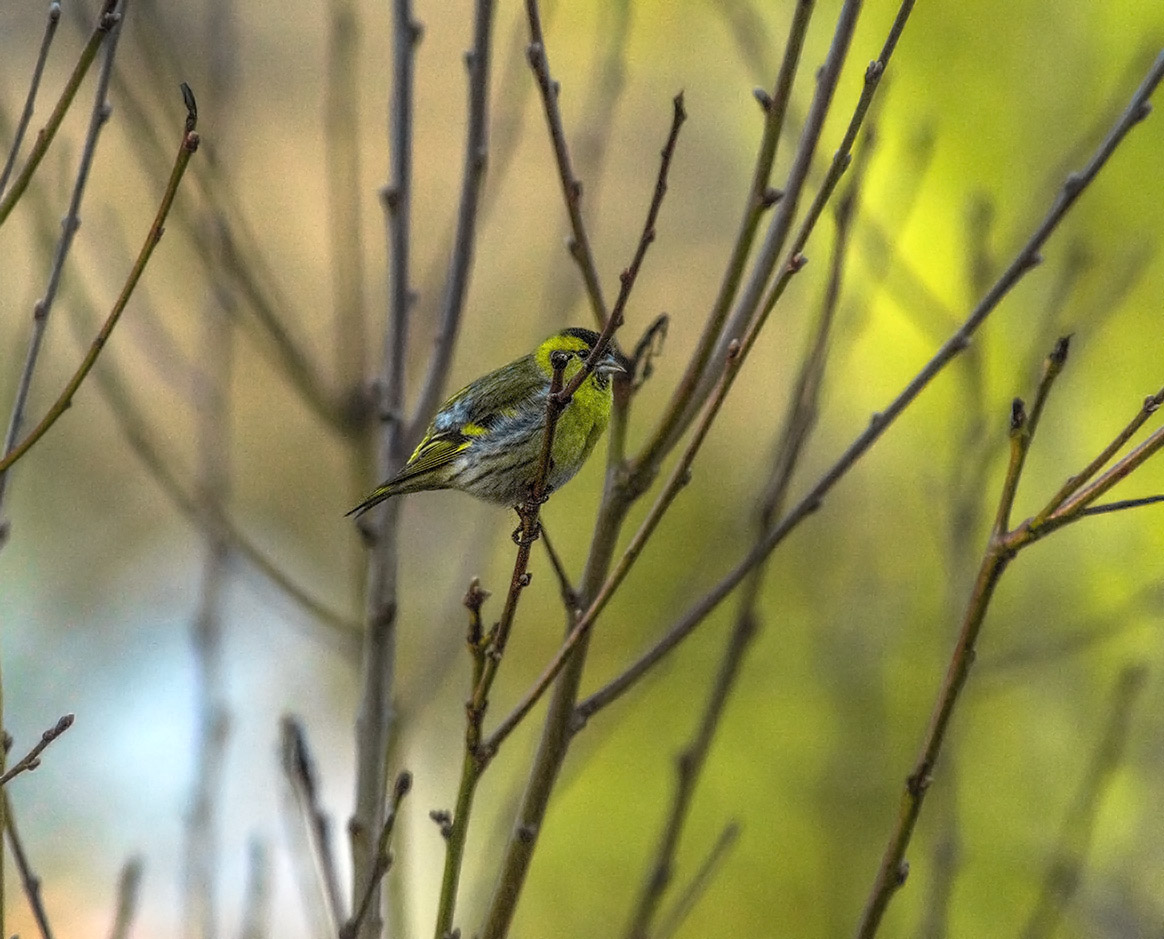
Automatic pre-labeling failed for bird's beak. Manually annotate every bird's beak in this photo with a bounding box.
[597,351,627,375]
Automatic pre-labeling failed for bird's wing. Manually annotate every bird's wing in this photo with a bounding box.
[394,355,544,482]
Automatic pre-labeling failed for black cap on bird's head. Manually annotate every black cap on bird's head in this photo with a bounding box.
[558,326,629,376]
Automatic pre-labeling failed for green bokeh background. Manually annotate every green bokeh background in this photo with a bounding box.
[2,1,1164,936]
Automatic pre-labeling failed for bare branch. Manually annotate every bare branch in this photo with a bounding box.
[4,793,55,939]
[0,0,128,518]
[0,2,62,199]
[280,716,345,931]
[0,715,74,787]
[326,0,368,387]
[108,857,144,939]
[0,82,198,489]
[0,0,118,227]
[640,0,817,465]
[343,772,411,939]
[407,0,499,450]
[577,52,1164,721]
[524,0,609,326]
[432,354,570,939]
[350,3,420,935]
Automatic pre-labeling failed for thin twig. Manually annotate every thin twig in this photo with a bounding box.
[576,52,1164,722]
[4,793,54,939]
[0,0,119,228]
[639,0,816,467]
[524,0,609,326]
[432,355,570,939]
[325,0,368,389]
[855,341,1073,937]
[0,2,62,199]
[0,82,199,483]
[280,717,345,932]
[539,0,633,327]
[480,96,685,754]
[624,142,868,939]
[0,0,127,518]
[75,3,347,432]
[0,715,74,787]
[184,251,235,939]
[350,3,419,935]
[539,524,577,609]
[649,822,741,939]
[108,857,144,939]
[343,772,411,939]
[407,0,498,451]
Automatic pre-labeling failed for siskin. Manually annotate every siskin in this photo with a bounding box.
[348,327,625,516]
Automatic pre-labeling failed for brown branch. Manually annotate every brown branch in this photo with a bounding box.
[407,0,499,451]
[639,0,817,468]
[0,0,127,519]
[855,343,1071,936]
[624,142,868,939]
[538,0,633,327]
[326,0,368,388]
[0,715,74,788]
[343,772,411,939]
[0,81,199,483]
[524,0,609,326]
[280,717,345,932]
[350,4,420,936]
[576,51,1164,722]
[479,96,685,754]
[0,0,119,227]
[0,1,62,199]
[432,356,570,939]
[4,793,54,939]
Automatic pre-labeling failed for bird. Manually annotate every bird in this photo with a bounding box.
[348,327,625,516]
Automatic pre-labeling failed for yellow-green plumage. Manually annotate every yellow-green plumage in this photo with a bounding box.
[348,327,623,516]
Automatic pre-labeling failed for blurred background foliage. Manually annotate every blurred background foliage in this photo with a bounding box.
[2,0,1164,936]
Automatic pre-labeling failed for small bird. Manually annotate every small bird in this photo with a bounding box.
[348,327,625,516]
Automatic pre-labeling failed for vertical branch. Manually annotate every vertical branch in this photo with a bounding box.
[433,356,570,939]
[640,0,816,466]
[539,0,632,324]
[184,258,235,939]
[350,4,420,938]
[184,3,239,932]
[326,0,368,389]
[407,0,498,449]
[0,0,127,520]
[4,793,55,939]
[108,857,144,939]
[623,149,865,939]
[524,0,610,326]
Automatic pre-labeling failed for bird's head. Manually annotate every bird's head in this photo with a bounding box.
[535,327,627,390]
